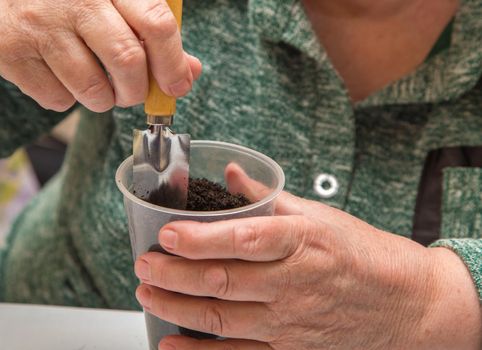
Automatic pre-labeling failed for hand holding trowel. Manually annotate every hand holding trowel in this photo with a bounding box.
[132,0,190,210]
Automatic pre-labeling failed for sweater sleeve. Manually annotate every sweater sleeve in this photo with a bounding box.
[0,77,75,157]
[430,238,482,301]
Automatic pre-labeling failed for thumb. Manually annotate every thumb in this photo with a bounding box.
[224,162,304,215]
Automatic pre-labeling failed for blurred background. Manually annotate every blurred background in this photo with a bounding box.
[0,111,79,248]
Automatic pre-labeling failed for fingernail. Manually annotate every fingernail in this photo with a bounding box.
[136,286,152,310]
[160,230,177,250]
[168,79,191,97]
[159,343,176,350]
[135,259,150,281]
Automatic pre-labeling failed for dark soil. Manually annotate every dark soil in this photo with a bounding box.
[142,183,187,210]
[142,177,252,211]
[186,178,251,211]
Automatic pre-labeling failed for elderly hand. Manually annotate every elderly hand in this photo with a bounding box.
[134,167,481,350]
[0,0,201,112]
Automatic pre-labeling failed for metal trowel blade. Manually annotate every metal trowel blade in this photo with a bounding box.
[132,126,190,209]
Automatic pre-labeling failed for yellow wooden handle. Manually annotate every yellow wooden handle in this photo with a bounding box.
[144,0,183,118]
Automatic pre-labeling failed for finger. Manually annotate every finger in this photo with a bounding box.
[159,335,271,350]
[135,253,285,302]
[159,215,307,261]
[186,53,202,81]
[0,57,75,112]
[113,0,194,97]
[225,162,304,215]
[136,285,276,341]
[76,4,148,107]
[40,32,115,112]
[224,163,272,202]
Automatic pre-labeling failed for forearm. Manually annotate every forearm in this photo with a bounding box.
[420,247,481,350]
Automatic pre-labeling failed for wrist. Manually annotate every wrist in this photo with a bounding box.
[418,247,481,350]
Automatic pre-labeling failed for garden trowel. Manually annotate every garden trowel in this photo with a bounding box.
[132,0,190,210]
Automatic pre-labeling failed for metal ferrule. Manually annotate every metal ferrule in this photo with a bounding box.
[147,114,174,126]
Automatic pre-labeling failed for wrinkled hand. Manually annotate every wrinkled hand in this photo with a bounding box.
[0,0,201,111]
[134,165,481,350]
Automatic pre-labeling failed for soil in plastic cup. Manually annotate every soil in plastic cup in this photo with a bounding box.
[116,141,285,350]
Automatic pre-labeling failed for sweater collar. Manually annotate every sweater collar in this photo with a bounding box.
[248,0,482,107]
[248,0,328,63]
[358,0,482,107]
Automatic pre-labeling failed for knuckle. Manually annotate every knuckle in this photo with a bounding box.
[264,307,289,343]
[150,261,167,287]
[152,294,169,318]
[74,3,115,36]
[17,7,45,27]
[273,262,292,301]
[36,35,58,57]
[233,223,262,258]
[77,75,109,99]
[285,216,310,255]
[75,1,107,22]
[202,265,231,299]
[74,9,97,32]
[111,41,145,69]
[202,304,225,335]
[142,4,178,39]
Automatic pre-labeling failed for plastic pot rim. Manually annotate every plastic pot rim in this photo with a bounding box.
[115,140,285,217]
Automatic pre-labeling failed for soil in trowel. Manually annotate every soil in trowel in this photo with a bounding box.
[186,178,251,211]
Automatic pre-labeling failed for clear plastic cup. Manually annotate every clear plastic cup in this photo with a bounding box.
[115,140,285,350]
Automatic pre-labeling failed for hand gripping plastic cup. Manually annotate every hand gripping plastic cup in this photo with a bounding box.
[116,140,285,350]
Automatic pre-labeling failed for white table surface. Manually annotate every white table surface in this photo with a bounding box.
[0,303,148,350]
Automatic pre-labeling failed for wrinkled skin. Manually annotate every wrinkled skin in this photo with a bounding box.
[134,164,481,350]
[0,0,201,111]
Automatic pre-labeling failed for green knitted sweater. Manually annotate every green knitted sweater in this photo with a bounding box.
[0,0,481,311]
